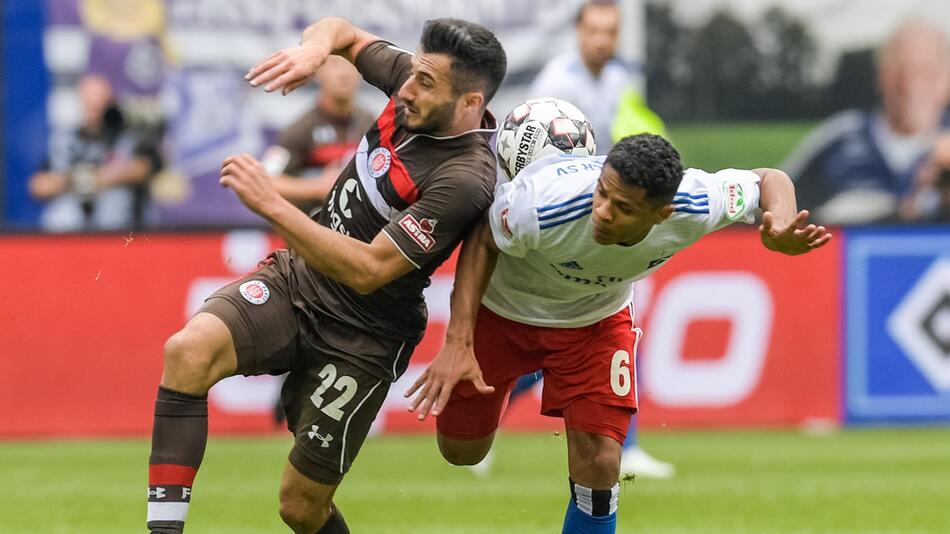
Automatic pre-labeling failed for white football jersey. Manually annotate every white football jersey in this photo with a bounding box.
[483,153,761,327]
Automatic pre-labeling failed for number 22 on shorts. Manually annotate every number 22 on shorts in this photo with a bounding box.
[309,363,358,421]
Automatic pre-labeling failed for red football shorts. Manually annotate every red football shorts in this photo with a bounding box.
[437,304,641,444]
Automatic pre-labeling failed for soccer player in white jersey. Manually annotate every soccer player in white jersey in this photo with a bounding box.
[406,134,832,533]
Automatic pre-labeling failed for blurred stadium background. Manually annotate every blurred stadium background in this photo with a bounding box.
[2,0,949,532]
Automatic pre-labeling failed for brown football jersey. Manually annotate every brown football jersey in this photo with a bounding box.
[291,41,498,379]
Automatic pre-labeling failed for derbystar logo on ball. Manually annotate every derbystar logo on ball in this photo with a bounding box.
[239,280,270,305]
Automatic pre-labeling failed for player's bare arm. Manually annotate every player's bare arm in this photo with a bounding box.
[754,167,833,255]
[220,153,414,294]
[405,217,498,420]
[245,16,379,95]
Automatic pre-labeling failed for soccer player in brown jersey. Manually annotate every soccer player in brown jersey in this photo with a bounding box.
[146,17,505,534]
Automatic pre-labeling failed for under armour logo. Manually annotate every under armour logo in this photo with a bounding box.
[307,425,334,448]
[148,487,166,499]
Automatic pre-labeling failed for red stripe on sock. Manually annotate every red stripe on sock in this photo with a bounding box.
[149,464,197,486]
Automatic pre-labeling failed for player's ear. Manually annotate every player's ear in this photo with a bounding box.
[653,203,674,224]
[462,91,484,112]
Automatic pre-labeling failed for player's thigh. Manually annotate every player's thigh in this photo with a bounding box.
[436,306,542,442]
[541,309,640,442]
[194,251,300,378]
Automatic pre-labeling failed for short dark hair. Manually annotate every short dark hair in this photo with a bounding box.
[420,18,507,103]
[575,0,619,25]
[606,134,684,203]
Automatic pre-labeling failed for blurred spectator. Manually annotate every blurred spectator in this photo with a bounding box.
[29,74,163,232]
[528,0,632,154]
[260,56,374,212]
[783,21,950,224]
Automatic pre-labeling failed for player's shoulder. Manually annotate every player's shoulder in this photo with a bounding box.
[668,169,715,218]
[666,168,729,233]
[426,144,497,197]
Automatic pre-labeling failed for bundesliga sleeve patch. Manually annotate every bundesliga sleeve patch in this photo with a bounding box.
[398,214,437,251]
[239,280,270,305]
[723,179,748,221]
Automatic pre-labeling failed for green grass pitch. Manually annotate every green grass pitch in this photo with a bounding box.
[2,428,949,533]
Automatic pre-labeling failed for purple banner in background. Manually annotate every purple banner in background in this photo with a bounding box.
[41,0,597,227]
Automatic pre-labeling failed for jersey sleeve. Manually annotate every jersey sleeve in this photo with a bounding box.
[381,164,494,269]
[699,168,762,232]
[487,177,540,257]
[354,40,413,97]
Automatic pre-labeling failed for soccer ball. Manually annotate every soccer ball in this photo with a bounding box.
[495,97,596,179]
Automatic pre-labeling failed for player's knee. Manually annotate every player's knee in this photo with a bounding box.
[162,330,218,392]
[437,434,491,466]
[580,447,621,487]
[278,486,330,530]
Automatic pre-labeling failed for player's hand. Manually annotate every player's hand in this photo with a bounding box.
[404,338,494,422]
[759,209,832,255]
[220,154,286,218]
[245,44,329,95]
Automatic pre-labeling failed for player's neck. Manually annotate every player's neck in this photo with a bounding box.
[442,110,486,137]
[617,225,653,247]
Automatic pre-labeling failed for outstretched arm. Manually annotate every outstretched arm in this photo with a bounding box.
[404,217,499,421]
[754,168,832,255]
[245,16,379,94]
[220,154,414,294]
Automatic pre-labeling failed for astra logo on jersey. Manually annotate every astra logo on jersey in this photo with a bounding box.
[239,280,270,305]
[399,214,436,251]
[367,147,392,178]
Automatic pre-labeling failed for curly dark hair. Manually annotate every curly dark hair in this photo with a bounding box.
[420,18,507,103]
[606,134,684,203]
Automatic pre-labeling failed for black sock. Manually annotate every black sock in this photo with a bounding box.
[315,504,350,534]
[147,386,208,533]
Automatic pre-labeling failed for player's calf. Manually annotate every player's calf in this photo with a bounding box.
[562,430,623,533]
[148,313,238,533]
[279,464,343,533]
